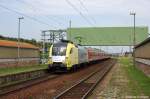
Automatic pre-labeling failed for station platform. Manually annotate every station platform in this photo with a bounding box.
[136,58,150,66]
[88,57,150,99]
[0,64,47,76]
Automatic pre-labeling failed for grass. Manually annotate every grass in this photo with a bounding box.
[0,64,48,76]
[119,57,150,96]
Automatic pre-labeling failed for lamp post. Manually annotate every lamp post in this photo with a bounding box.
[18,17,24,61]
[130,12,136,66]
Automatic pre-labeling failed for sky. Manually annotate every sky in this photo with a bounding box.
[0,0,149,53]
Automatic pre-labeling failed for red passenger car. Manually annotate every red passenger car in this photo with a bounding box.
[87,48,99,62]
[87,48,109,62]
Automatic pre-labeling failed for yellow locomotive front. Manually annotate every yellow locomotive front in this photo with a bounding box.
[48,40,78,72]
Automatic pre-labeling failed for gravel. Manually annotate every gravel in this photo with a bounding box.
[0,59,112,99]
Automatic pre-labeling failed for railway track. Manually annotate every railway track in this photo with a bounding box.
[0,59,115,99]
[54,60,116,99]
[0,73,58,96]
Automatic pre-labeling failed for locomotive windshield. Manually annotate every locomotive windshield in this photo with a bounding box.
[52,42,67,56]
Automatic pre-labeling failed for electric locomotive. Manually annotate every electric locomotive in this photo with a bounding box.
[48,40,109,72]
[48,40,79,71]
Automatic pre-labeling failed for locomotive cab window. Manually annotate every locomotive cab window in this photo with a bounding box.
[52,42,67,56]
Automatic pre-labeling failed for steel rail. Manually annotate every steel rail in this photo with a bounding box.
[82,61,116,99]
[54,60,116,99]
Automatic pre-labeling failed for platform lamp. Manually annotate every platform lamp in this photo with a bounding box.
[130,12,136,66]
[18,17,24,61]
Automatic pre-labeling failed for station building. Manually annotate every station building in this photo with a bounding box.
[0,40,40,68]
[135,37,150,76]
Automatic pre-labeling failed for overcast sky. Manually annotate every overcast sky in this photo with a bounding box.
[0,0,149,53]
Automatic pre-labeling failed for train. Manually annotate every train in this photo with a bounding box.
[48,40,109,72]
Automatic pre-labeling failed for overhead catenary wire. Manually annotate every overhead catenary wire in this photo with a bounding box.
[0,4,57,28]
[77,0,96,25]
[65,0,94,26]
[16,0,94,27]
[15,0,65,27]
[15,0,37,12]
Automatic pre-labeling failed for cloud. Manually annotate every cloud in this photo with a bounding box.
[1,0,149,18]
[1,0,150,28]
[0,0,149,53]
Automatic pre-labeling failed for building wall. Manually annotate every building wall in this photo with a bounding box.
[135,41,150,77]
[0,47,39,58]
[135,42,150,59]
[0,46,40,68]
[136,61,150,77]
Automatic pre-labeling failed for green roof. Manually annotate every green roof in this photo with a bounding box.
[67,27,148,46]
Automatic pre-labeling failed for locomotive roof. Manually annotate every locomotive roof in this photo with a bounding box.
[53,41,68,46]
[60,39,73,44]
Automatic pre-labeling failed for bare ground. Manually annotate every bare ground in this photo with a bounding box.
[88,60,149,99]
